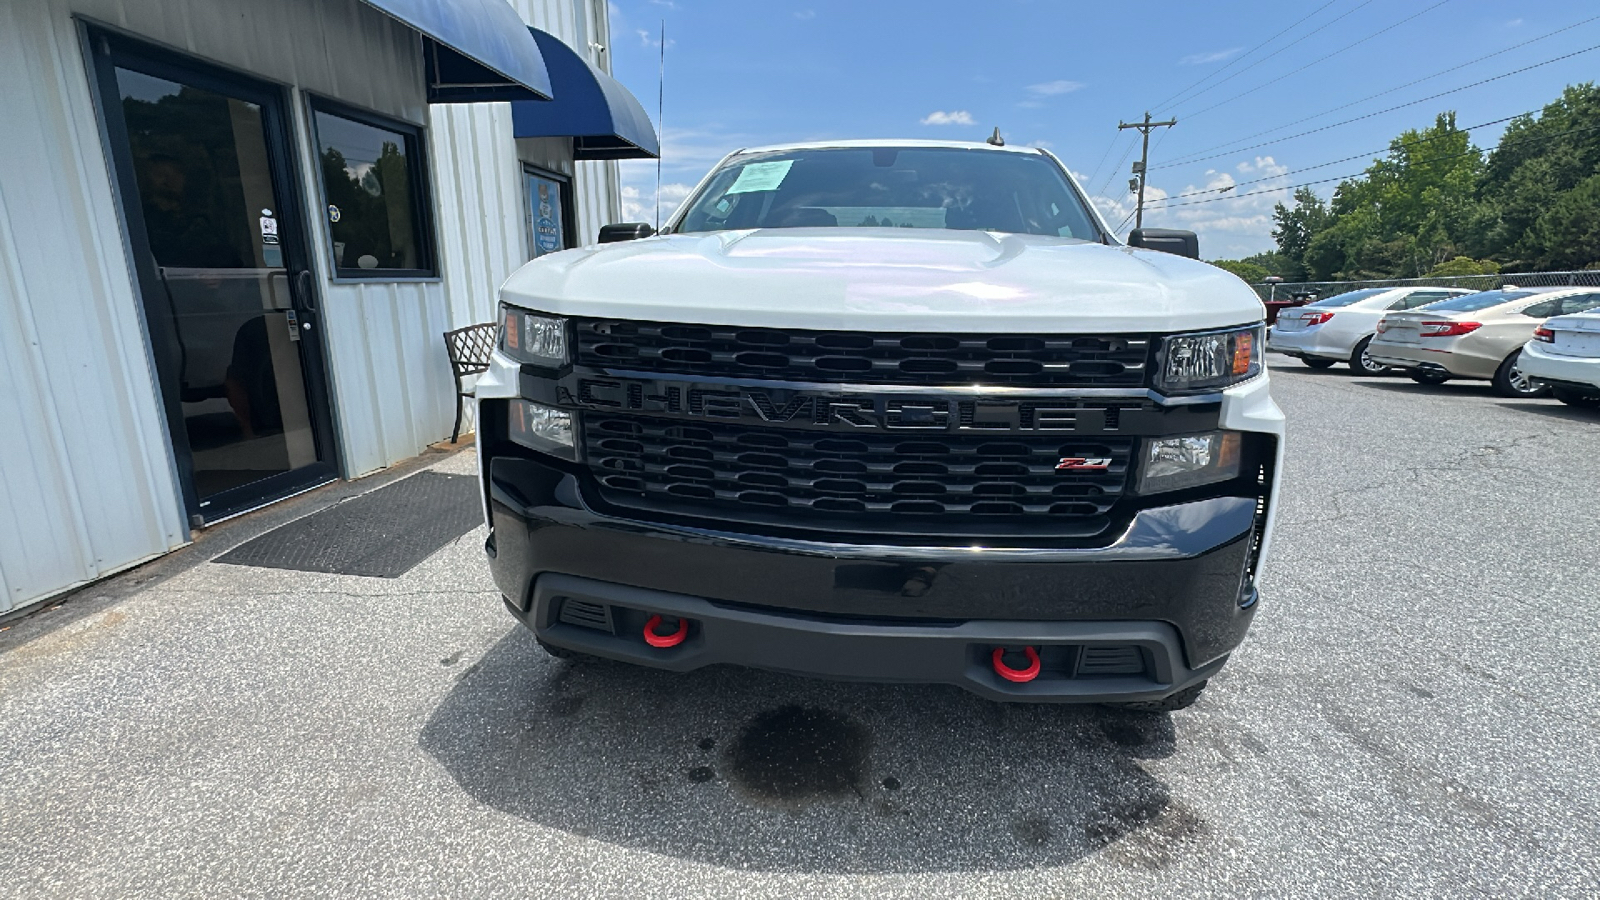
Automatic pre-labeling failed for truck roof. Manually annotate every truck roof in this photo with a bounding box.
[731,139,1047,156]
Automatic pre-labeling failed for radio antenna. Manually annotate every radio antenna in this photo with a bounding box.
[656,20,665,231]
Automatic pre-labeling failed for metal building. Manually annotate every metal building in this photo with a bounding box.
[0,0,658,615]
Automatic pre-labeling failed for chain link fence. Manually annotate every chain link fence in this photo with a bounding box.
[1249,269,1600,303]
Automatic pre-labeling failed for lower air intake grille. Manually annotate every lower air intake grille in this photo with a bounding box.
[582,414,1134,533]
[558,597,614,633]
[1077,646,1146,676]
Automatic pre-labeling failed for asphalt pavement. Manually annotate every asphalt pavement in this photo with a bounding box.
[3,358,1598,898]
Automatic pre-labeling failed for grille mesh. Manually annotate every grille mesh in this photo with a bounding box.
[583,415,1133,526]
[575,319,1151,388]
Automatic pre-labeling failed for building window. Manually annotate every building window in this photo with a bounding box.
[310,101,436,277]
[524,166,573,259]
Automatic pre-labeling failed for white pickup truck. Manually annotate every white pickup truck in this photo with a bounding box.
[475,140,1284,711]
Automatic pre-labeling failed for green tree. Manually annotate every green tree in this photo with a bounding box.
[1208,259,1270,282]
[1270,188,1331,279]
[1426,256,1501,277]
[1523,174,1600,270]
[1476,83,1600,267]
[1240,251,1296,278]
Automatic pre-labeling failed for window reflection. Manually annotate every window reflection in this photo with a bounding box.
[313,109,430,274]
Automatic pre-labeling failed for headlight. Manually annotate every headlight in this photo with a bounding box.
[1137,431,1242,494]
[1155,324,1263,394]
[508,399,576,460]
[499,304,568,367]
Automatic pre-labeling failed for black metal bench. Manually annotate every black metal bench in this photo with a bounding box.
[443,322,497,443]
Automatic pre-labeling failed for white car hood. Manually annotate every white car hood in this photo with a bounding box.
[500,228,1264,333]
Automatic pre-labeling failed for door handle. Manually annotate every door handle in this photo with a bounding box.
[295,269,317,313]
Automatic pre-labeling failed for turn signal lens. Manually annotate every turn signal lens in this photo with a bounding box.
[1301,311,1335,326]
[1231,331,1254,376]
[1419,321,1482,338]
[1533,327,1556,343]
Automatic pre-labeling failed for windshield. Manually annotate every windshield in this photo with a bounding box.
[1306,289,1388,308]
[673,147,1102,240]
[1422,290,1535,313]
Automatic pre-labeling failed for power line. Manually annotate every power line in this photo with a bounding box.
[1165,0,1378,114]
[1179,0,1453,122]
[1159,13,1600,167]
[1142,121,1600,212]
[1159,111,1527,201]
[1152,0,1345,112]
[1152,42,1600,169]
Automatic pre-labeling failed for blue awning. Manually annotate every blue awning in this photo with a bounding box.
[511,28,660,160]
[358,0,553,102]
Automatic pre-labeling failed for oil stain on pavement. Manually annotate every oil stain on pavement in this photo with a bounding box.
[419,627,1197,874]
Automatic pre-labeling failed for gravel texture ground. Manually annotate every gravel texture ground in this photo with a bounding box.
[3,358,1597,899]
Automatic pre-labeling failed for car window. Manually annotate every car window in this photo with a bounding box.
[1306,289,1388,308]
[1424,290,1536,313]
[1519,298,1563,318]
[1560,293,1600,315]
[1397,290,1452,309]
[674,147,1101,239]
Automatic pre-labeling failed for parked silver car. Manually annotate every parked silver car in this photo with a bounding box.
[1370,287,1600,397]
[1268,286,1470,374]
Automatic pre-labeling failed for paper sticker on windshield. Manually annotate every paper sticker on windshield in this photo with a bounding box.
[726,160,794,194]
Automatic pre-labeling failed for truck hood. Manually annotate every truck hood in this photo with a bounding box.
[499,228,1264,333]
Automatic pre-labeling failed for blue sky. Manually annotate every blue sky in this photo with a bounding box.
[604,0,1599,260]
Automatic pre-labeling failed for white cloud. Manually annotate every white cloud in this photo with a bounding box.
[647,0,677,8]
[921,110,975,126]
[1026,80,1084,96]
[1179,47,1243,66]
[1083,154,1294,257]
[794,9,816,19]
[636,28,675,48]
[1026,139,1054,150]
[620,182,694,226]
[1505,18,1523,27]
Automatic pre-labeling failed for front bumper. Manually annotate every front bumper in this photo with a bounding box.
[484,453,1263,703]
[1519,341,1600,390]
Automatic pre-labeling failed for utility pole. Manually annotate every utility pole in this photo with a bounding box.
[1118,112,1176,230]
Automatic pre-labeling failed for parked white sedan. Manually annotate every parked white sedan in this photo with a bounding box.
[1268,286,1470,374]
[1370,287,1600,397]
[1519,304,1600,408]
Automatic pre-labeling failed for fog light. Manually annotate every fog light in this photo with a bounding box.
[509,400,576,460]
[1137,431,1242,494]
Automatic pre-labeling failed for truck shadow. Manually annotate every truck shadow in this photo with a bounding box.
[419,627,1203,874]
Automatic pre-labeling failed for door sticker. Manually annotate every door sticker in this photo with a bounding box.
[259,208,279,245]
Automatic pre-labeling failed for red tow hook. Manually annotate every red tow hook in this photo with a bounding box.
[643,614,690,648]
[992,646,1041,683]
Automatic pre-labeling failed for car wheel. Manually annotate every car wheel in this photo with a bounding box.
[1105,681,1207,713]
[1492,352,1550,398]
[1552,386,1600,408]
[1408,371,1450,385]
[1349,336,1387,375]
[1302,357,1337,370]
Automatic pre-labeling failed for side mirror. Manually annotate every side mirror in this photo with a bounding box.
[1128,228,1199,260]
[598,222,656,243]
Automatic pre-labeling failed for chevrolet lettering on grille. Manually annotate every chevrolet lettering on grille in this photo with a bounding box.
[559,376,1173,435]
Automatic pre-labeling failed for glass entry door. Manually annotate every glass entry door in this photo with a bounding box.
[91,32,338,524]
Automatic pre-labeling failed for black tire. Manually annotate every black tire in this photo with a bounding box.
[1408,371,1450,385]
[1552,386,1600,409]
[1301,357,1338,370]
[1105,680,1207,713]
[1491,351,1550,398]
[1349,336,1387,375]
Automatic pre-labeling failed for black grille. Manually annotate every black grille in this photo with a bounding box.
[582,414,1133,529]
[575,319,1151,388]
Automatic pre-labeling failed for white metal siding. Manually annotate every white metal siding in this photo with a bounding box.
[0,0,628,612]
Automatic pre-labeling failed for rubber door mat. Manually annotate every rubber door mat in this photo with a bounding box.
[215,472,482,577]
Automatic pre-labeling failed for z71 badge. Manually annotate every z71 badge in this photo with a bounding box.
[1056,457,1112,472]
